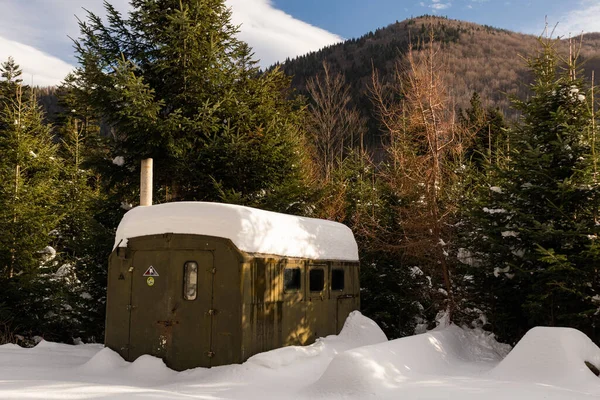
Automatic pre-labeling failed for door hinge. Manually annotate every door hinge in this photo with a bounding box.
[126,304,136,311]
[206,351,215,358]
[208,309,218,316]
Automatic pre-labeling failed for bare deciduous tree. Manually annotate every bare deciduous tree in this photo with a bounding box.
[370,31,472,319]
[307,62,366,182]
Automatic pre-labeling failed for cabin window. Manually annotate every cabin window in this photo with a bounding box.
[331,269,345,291]
[309,268,325,292]
[284,268,301,291]
[184,261,198,300]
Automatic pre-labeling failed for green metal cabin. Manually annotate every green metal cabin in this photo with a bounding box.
[105,202,360,371]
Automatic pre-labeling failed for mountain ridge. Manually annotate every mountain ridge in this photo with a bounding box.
[278,15,600,143]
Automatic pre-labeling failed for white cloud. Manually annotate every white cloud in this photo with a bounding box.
[227,0,343,67]
[419,1,452,11]
[553,0,600,37]
[431,3,452,10]
[0,36,74,87]
[0,0,128,86]
[0,0,130,64]
[0,0,342,86]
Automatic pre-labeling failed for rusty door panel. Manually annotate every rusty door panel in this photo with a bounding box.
[336,296,358,332]
[332,264,358,333]
[128,250,171,363]
[210,249,242,366]
[281,262,308,346]
[306,264,329,341]
[169,250,214,370]
[104,253,133,360]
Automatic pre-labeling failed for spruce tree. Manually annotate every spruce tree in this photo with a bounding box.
[51,74,113,341]
[461,39,600,343]
[74,0,311,212]
[0,59,64,339]
[0,57,23,104]
[0,77,59,279]
[460,92,508,170]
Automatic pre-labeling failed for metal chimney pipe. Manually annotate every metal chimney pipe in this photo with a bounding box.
[140,158,153,206]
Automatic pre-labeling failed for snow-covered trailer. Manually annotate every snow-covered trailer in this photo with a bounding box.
[105,202,360,371]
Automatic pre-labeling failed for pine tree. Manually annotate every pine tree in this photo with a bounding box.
[50,74,113,341]
[0,57,23,104]
[461,38,600,344]
[0,59,64,339]
[74,0,311,212]
[0,82,59,278]
[460,92,508,170]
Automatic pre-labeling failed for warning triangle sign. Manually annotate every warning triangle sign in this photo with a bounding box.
[143,266,159,277]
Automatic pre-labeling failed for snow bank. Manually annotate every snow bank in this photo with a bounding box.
[0,343,21,350]
[247,311,387,369]
[304,325,511,397]
[80,347,129,372]
[489,327,600,390]
[4,320,600,399]
[0,340,102,371]
[82,348,176,385]
[127,354,177,383]
[114,202,359,261]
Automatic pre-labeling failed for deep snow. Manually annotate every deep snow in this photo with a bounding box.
[114,202,359,261]
[1,312,599,399]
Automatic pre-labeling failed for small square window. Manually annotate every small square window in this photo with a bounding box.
[284,268,301,291]
[310,268,324,292]
[331,269,344,291]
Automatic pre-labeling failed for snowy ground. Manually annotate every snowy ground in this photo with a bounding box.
[1,312,599,399]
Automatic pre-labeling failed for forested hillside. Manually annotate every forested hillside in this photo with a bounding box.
[279,16,600,145]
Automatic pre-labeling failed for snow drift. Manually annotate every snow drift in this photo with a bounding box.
[247,311,387,369]
[489,327,600,390]
[3,315,600,399]
[304,324,511,397]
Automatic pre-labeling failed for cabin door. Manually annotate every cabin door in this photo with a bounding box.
[169,250,215,369]
[128,250,172,363]
[336,296,356,333]
[334,266,359,333]
[307,264,329,341]
[127,249,215,370]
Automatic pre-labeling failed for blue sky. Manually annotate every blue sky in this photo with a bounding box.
[273,0,572,39]
[0,0,598,86]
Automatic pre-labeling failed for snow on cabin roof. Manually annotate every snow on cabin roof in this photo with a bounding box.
[114,202,359,262]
